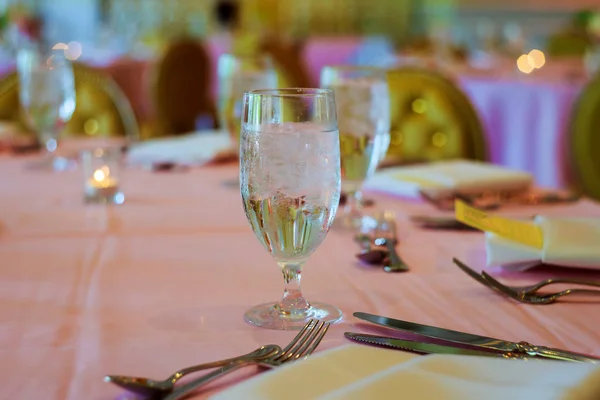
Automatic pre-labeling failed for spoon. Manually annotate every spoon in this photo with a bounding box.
[356,248,388,265]
[104,344,280,398]
[374,237,409,273]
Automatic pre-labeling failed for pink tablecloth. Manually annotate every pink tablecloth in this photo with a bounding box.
[1,156,600,399]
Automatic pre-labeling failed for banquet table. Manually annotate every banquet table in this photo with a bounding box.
[2,155,600,399]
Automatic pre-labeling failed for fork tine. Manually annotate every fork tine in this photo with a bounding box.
[481,271,522,299]
[452,258,495,289]
[303,322,330,357]
[293,321,327,360]
[277,319,318,361]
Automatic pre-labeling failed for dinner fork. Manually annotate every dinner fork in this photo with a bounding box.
[453,258,600,296]
[481,271,600,304]
[163,319,330,400]
[104,345,280,397]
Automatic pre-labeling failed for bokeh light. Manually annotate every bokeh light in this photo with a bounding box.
[516,54,534,74]
[52,42,68,50]
[528,49,546,69]
[64,41,83,61]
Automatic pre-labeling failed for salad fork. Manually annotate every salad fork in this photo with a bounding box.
[453,258,600,294]
[164,319,330,400]
[481,271,600,304]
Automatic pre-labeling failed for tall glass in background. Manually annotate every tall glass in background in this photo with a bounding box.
[17,47,76,171]
[218,53,277,149]
[320,66,390,229]
[240,88,342,330]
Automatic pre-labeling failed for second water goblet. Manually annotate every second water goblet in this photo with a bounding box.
[320,66,391,230]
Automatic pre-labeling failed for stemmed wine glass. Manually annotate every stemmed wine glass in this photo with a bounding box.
[320,66,390,230]
[17,46,76,171]
[240,88,342,330]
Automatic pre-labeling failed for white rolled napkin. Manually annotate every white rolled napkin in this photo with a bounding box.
[127,130,235,166]
[210,344,600,400]
[486,217,600,270]
[364,160,532,199]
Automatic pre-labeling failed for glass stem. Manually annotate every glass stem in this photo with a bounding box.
[277,262,310,316]
[344,190,363,217]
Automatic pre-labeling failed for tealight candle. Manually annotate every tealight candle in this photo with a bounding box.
[81,148,124,204]
[85,166,120,199]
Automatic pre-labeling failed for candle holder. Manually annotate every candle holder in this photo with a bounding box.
[81,148,124,204]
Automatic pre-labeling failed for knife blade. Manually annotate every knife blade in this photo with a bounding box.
[354,312,599,363]
[345,332,514,358]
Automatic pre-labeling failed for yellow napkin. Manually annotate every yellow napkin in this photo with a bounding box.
[456,200,600,269]
[486,217,600,270]
[210,345,600,400]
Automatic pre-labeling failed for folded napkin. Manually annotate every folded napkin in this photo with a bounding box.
[127,130,235,166]
[365,160,532,199]
[211,344,600,400]
[487,217,600,270]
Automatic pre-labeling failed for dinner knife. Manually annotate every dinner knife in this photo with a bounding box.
[354,312,600,363]
[344,332,521,359]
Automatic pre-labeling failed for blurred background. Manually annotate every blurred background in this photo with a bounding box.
[1,0,598,53]
[1,0,600,195]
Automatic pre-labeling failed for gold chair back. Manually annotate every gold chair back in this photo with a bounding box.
[0,63,139,141]
[260,37,311,88]
[569,75,600,200]
[150,38,217,135]
[385,67,487,164]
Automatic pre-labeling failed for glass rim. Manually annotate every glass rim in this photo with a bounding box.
[244,88,334,98]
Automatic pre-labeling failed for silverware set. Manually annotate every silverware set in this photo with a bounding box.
[106,311,600,399]
[355,211,410,273]
[346,312,600,363]
[106,202,598,398]
[105,319,329,399]
[453,258,600,304]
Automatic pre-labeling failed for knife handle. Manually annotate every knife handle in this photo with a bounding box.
[516,342,599,363]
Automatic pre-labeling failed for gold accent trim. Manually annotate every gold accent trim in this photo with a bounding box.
[569,75,600,200]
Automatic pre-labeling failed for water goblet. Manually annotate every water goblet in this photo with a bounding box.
[320,66,391,230]
[240,88,342,330]
[17,46,76,171]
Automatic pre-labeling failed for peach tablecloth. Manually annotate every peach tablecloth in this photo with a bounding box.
[1,156,600,399]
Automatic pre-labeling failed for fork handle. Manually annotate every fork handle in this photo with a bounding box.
[558,289,600,297]
[164,360,258,400]
[383,240,409,272]
[544,279,600,289]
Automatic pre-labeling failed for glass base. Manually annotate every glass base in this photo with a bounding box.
[84,191,125,205]
[244,301,342,330]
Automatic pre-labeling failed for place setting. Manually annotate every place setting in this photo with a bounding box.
[4,2,600,400]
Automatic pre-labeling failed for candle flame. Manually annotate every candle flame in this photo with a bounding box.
[93,167,110,182]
